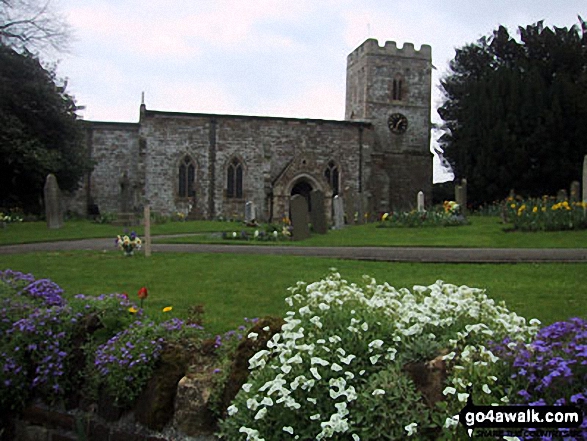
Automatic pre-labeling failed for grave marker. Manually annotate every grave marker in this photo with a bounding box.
[333,195,345,229]
[290,195,310,240]
[570,181,580,203]
[310,189,327,234]
[245,201,256,224]
[44,174,63,229]
[417,191,425,212]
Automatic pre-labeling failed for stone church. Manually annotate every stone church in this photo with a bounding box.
[68,38,433,222]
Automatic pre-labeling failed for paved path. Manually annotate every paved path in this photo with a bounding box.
[1,237,586,263]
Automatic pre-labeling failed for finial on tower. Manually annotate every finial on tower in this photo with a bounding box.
[141,91,145,105]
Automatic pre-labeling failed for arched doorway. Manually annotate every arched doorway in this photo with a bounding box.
[291,179,313,213]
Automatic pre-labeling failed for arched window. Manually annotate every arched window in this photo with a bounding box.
[179,156,196,198]
[324,160,339,196]
[392,76,403,101]
[227,157,243,198]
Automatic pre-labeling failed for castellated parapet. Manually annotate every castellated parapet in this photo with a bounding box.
[347,38,432,65]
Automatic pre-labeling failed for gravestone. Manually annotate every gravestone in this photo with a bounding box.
[333,195,345,230]
[290,195,310,241]
[245,201,256,224]
[417,191,425,212]
[583,155,587,203]
[570,181,581,202]
[455,178,467,216]
[556,189,568,202]
[44,174,63,229]
[310,189,327,234]
[344,187,356,225]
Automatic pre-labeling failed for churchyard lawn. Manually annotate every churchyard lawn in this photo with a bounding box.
[157,216,587,248]
[0,251,585,336]
[3,216,587,248]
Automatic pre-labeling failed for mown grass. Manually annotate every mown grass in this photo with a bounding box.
[0,219,248,245]
[0,251,585,335]
[2,217,587,248]
[160,216,587,248]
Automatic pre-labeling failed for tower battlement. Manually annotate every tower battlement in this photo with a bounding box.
[347,38,431,64]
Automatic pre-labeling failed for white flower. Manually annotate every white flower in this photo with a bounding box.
[248,332,258,340]
[260,397,274,406]
[404,422,418,436]
[310,413,321,420]
[246,398,259,410]
[372,389,385,396]
[299,305,312,316]
[361,322,369,331]
[443,386,456,395]
[369,354,381,364]
[254,407,267,420]
[482,384,491,394]
[368,339,384,349]
[458,393,469,402]
[242,383,252,392]
[352,434,360,441]
[311,357,329,366]
[331,363,342,372]
[227,404,238,416]
[310,367,321,380]
[283,426,294,434]
[262,326,270,331]
[339,354,356,365]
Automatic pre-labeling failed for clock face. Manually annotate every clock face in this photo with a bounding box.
[388,113,408,134]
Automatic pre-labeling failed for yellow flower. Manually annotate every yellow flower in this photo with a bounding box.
[532,206,538,213]
[128,307,138,314]
[382,212,389,221]
[510,203,516,209]
[162,306,173,312]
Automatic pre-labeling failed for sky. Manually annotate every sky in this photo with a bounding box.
[52,0,584,182]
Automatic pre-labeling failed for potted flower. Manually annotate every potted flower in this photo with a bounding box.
[115,231,142,256]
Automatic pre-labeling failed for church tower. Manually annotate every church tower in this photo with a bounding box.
[346,39,433,211]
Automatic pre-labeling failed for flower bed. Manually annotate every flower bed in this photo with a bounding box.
[2,269,585,440]
[378,201,467,228]
[505,197,587,231]
[218,273,584,440]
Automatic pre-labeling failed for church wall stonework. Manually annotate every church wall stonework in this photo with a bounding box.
[68,38,432,221]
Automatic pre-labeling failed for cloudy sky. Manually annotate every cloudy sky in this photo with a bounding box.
[54,0,584,181]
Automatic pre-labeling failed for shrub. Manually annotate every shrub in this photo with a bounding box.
[219,272,539,440]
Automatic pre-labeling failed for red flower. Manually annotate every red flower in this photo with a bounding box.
[138,287,148,300]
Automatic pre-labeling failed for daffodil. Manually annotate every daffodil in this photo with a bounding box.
[128,306,138,314]
[162,306,172,312]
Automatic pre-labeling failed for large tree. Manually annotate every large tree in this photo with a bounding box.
[0,44,89,212]
[438,18,587,205]
[0,0,71,53]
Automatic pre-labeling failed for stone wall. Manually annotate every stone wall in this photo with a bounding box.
[139,110,371,221]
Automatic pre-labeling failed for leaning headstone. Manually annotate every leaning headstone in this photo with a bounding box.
[290,195,310,241]
[417,191,425,212]
[583,155,587,203]
[333,195,345,230]
[344,187,356,225]
[44,174,63,229]
[570,181,580,203]
[556,189,568,202]
[310,189,327,234]
[245,201,256,224]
